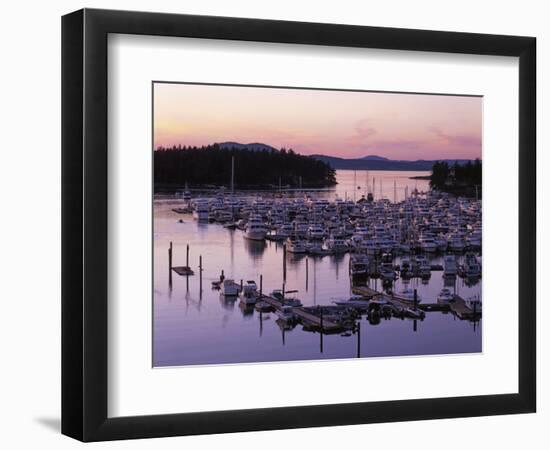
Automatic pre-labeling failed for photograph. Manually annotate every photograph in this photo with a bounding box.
[152,82,483,367]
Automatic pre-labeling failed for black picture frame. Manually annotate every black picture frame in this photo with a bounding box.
[62,8,536,442]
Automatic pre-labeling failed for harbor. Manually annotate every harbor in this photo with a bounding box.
[154,170,482,367]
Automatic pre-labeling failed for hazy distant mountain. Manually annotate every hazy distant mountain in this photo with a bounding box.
[311,154,472,171]
[361,155,389,161]
[214,142,472,171]
[217,142,278,152]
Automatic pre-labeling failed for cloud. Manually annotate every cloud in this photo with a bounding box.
[428,126,481,147]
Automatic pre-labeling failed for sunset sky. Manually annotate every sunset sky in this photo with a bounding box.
[153,83,482,161]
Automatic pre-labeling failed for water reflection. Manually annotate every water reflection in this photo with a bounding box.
[153,171,482,367]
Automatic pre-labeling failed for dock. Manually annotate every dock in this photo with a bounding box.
[258,294,343,333]
[352,286,479,321]
[172,266,195,276]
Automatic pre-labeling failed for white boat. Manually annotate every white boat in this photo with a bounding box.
[419,235,437,252]
[437,287,454,303]
[306,241,327,256]
[333,295,370,308]
[221,279,240,296]
[398,287,422,303]
[307,223,325,240]
[275,305,296,322]
[239,280,258,305]
[349,253,368,277]
[244,215,267,241]
[192,201,210,221]
[271,289,303,307]
[462,253,482,277]
[325,234,348,253]
[444,254,457,275]
[364,239,379,255]
[286,237,307,254]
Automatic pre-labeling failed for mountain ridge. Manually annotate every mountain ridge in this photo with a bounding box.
[209,141,476,171]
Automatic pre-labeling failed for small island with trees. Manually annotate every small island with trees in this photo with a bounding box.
[154,144,337,191]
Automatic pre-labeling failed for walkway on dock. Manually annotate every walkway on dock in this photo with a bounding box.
[259,295,343,333]
[352,286,479,321]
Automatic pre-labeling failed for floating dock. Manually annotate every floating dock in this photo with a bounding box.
[258,294,343,333]
[172,266,195,276]
[352,285,480,321]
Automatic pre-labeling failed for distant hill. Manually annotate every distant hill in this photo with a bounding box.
[361,155,389,161]
[311,154,473,171]
[217,142,278,152]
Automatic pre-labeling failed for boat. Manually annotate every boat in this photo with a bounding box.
[306,241,328,256]
[437,287,454,303]
[192,201,210,221]
[221,279,240,296]
[325,234,349,253]
[244,215,267,241]
[379,267,397,281]
[239,280,258,305]
[419,235,438,252]
[307,223,325,240]
[462,253,482,277]
[404,307,425,319]
[448,234,465,252]
[286,237,307,254]
[464,295,482,312]
[275,305,296,322]
[270,289,303,307]
[349,253,368,277]
[443,254,457,275]
[333,295,370,308]
[397,287,421,303]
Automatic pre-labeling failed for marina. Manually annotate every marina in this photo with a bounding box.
[154,170,482,367]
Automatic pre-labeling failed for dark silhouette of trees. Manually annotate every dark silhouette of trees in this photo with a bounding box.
[154,144,336,189]
[430,159,482,197]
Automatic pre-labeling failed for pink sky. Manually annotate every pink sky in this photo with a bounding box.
[154,83,482,160]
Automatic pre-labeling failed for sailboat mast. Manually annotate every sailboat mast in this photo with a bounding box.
[353,170,357,202]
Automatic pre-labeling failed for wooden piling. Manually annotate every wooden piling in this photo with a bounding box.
[283,243,287,281]
[186,243,189,267]
[259,274,263,298]
[320,308,324,353]
[199,255,203,292]
[168,241,173,287]
[305,256,309,290]
[356,321,361,358]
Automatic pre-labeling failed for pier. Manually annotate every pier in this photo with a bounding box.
[258,294,344,333]
[352,285,480,321]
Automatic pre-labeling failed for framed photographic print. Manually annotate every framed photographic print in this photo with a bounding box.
[62,8,536,441]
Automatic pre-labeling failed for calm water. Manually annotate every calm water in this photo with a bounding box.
[153,170,481,367]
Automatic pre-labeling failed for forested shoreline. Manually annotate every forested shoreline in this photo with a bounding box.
[154,144,337,190]
[430,160,482,198]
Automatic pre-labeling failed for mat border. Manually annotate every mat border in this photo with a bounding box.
[61,8,536,441]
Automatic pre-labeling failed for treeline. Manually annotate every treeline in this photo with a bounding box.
[154,144,337,189]
[430,159,482,197]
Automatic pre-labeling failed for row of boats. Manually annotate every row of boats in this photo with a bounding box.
[187,190,482,257]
